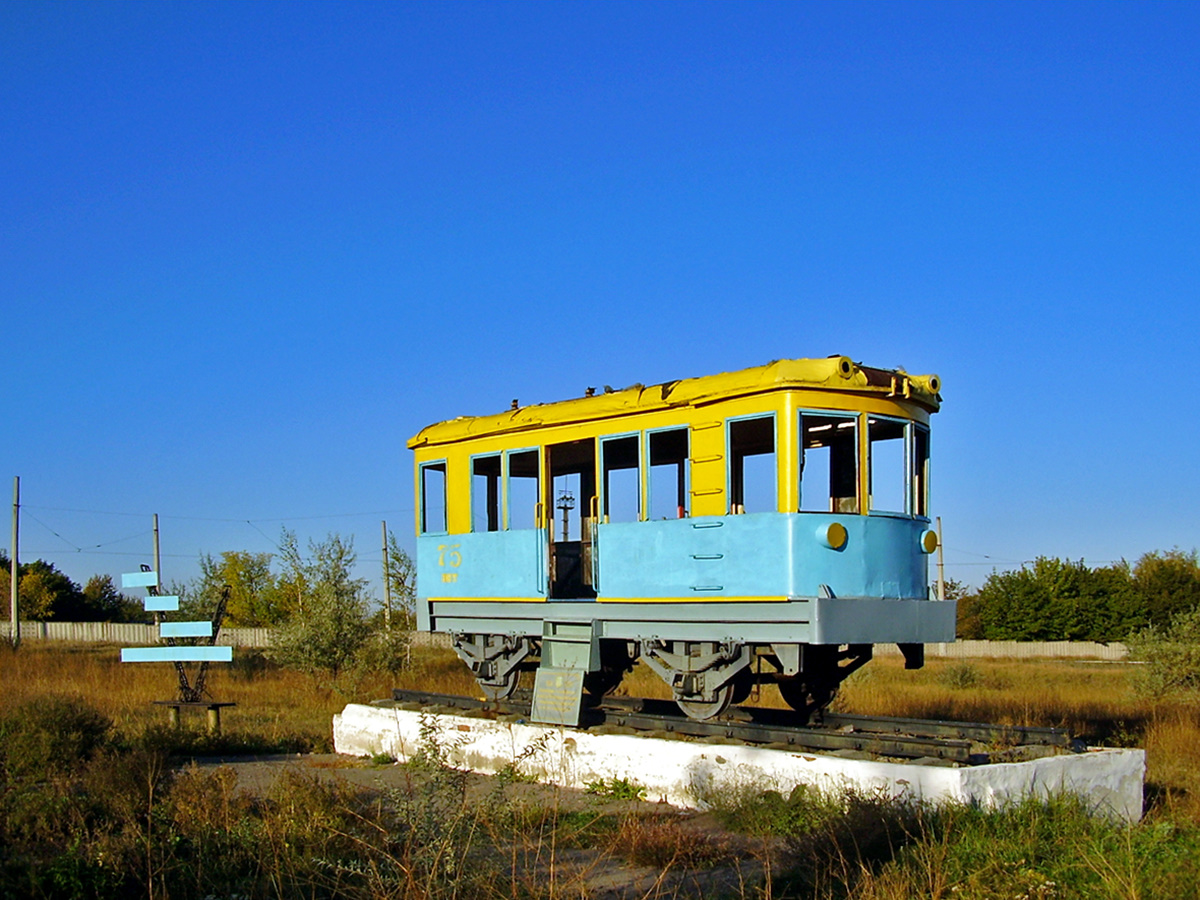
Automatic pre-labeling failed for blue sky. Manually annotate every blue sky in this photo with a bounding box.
[3,0,1197,595]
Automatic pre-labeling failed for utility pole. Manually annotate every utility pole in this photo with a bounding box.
[153,514,162,626]
[381,520,392,632]
[10,476,19,649]
[936,516,946,602]
[556,490,575,542]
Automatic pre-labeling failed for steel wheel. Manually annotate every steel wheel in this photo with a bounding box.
[479,670,520,702]
[676,682,734,720]
[777,677,837,721]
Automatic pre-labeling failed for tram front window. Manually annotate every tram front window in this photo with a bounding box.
[800,413,858,513]
[913,424,930,518]
[868,417,907,514]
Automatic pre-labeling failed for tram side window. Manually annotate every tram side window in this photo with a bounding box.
[868,417,907,514]
[507,449,540,530]
[729,416,776,514]
[601,436,640,523]
[913,424,930,518]
[649,428,689,519]
[420,462,447,534]
[800,413,858,513]
[471,455,501,532]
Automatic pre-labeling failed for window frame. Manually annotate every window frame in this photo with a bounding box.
[503,446,542,531]
[599,431,643,524]
[912,422,931,520]
[469,452,503,533]
[797,408,860,514]
[867,414,911,517]
[647,425,691,520]
[418,459,449,536]
[726,412,778,515]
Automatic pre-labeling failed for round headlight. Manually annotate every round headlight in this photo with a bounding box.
[818,522,848,550]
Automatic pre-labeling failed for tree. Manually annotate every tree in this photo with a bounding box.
[190,550,283,626]
[0,556,84,621]
[948,579,986,639]
[269,531,374,690]
[1127,605,1200,700]
[1132,549,1200,628]
[385,531,417,631]
[80,575,146,622]
[972,557,1143,642]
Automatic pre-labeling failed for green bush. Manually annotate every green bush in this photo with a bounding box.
[1127,605,1200,701]
[0,695,113,781]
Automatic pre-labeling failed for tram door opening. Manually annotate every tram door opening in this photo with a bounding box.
[546,439,597,599]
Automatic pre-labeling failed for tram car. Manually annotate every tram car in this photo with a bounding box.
[408,356,956,726]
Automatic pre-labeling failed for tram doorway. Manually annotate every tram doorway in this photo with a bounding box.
[545,439,597,599]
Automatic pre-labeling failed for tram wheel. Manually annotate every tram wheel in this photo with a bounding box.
[728,670,754,705]
[676,683,735,720]
[582,667,625,702]
[777,677,838,721]
[479,671,520,702]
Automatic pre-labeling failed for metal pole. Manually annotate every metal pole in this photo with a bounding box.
[936,515,946,602]
[152,513,162,625]
[10,476,19,648]
[381,520,392,632]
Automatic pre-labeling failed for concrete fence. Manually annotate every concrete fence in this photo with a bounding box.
[7,621,272,647]
[873,639,1129,661]
[4,624,1129,660]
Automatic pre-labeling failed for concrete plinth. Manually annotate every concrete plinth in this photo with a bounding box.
[333,702,1145,823]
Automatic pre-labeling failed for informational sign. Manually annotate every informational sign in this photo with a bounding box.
[119,571,232,664]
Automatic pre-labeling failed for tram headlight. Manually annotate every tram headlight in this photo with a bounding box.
[818,522,848,550]
[919,529,939,554]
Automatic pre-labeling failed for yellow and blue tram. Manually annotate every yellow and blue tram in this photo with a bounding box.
[409,356,955,725]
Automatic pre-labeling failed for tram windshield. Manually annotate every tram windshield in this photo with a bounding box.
[868,417,907,514]
[800,412,858,513]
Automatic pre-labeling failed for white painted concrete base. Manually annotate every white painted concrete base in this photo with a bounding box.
[333,703,1146,823]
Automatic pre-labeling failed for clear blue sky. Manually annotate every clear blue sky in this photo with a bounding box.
[3,0,1197,596]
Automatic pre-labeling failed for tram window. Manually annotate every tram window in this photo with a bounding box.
[869,417,907,514]
[471,455,501,532]
[800,413,858,513]
[419,461,447,534]
[913,424,930,518]
[507,449,540,530]
[729,416,776,514]
[601,436,640,523]
[649,428,689,519]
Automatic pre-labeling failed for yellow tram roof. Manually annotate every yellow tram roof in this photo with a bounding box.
[408,356,941,449]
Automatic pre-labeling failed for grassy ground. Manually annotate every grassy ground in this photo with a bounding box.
[3,642,1200,898]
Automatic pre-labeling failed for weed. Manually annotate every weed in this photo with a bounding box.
[702,782,843,838]
[609,815,735,869]
[0,694,113,780]
[938,661,984,690]
[585,776,647,801]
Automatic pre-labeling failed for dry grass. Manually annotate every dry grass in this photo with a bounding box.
[5,642,1200,822]
[0,640,474,744]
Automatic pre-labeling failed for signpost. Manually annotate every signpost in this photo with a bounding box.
[120,559,236,732]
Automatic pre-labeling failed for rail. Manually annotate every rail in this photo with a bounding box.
[388,689,1080,764]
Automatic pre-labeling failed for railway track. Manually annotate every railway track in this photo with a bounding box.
[388,689,1080,764]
